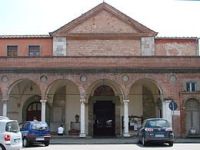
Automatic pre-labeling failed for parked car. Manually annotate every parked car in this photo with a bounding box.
[138,118,174,146]
[20,121,51,147]
[0,116,9,120]
[0,116,22,150]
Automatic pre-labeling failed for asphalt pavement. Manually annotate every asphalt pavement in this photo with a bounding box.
[50,136,200,144]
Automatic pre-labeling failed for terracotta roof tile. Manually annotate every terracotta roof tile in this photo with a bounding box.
[155,36,198,40]
[0,35,51,39]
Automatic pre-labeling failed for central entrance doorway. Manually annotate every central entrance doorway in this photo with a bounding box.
[93,101,115,136]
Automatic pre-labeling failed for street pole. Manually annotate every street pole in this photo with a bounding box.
[172,101,175,139]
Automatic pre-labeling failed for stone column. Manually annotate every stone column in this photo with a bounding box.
[40,100,47,122]
[79,98,86,137]
[2,99,8,117]
[123,100,130,137]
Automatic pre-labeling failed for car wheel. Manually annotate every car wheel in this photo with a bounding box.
[0,144,6,150]
[23,138,29,147]
[142,136,147,146]
[44,141,50,146]
[168,141,173,146]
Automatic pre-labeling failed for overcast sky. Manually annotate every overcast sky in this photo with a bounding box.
[0,0,200,37]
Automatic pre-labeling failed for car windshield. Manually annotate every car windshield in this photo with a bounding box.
[145,119,170,128]
[6,121,20,133]
[31,121,48,130]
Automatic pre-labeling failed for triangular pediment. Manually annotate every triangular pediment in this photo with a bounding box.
[50,2,157,37]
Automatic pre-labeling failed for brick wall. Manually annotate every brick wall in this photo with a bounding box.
[155,38,198,56]
[1,37,198,57]
[0,38,53,56]
[67,39,140,56]
[69,10,137,33]
[0,56,200,69]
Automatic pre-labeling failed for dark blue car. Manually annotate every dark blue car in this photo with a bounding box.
[138,118,174,146]
[20,121,51,147]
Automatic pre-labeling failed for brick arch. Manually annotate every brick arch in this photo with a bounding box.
[5,78,42,122]
[86,78,124,103]
[93,85,115,96]
[129,78,164,100]
[8,78,41,96]
[183,96,200,106]
[45,79,80,104]
[185,98,200,108]
[129,78,163,119]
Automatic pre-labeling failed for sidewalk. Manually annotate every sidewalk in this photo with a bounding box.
[50,136,200,144]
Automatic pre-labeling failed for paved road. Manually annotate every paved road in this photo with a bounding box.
[50,137,200,144]
[23,143,200,150]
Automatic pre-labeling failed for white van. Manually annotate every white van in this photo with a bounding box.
[0,116,22,150]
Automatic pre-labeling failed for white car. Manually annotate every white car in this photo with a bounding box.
[0,116,22,150]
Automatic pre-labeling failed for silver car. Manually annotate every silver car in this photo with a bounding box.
[0,116,22,150]
[138,118,174,146]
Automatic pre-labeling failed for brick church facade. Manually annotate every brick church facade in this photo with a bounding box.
[0,2,199,138]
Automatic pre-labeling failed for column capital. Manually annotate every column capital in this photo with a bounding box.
[80,98,86,103]
[40,99,47,103]
[80,93,86,100]
[123,99,130,103]
[2,98,8,102]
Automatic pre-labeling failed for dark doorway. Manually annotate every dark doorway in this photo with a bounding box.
[26,102,41,121]
[93,101,115,137]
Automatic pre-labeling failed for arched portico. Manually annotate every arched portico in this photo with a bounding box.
[86,79,124,137]
[46,79,80,134]
[128,78,163,135]
[129,78,163,118]
[8,79,41,122]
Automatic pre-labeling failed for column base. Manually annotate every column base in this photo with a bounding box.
[79,133,86,137]
[123,133,130,137]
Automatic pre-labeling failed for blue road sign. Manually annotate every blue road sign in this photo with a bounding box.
[169,101,177,111]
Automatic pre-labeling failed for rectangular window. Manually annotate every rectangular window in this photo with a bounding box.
[7,45,18,57]
[186,82,196,92]
[29,45,40,56]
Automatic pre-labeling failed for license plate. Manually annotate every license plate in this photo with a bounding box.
[36,137,44,141]
[155,134,164,137]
